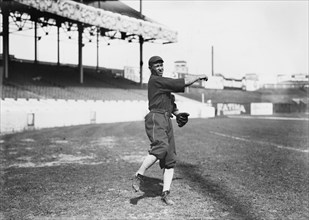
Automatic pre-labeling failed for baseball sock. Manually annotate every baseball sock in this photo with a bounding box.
[136,154,157,176]
[163,168,174,192]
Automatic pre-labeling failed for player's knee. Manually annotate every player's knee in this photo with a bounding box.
[151,149,167,160]
[164,160,176,169]
[149,140,168,159]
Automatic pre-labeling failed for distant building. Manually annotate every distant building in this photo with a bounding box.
[203,74,224,89]
[223,77,243,90]
[243,73,259,91]
[277,73,308,83]
[174,60,189,77]
[264,73,309,89]
[174,61,201,86]
[173,61,260,91]
[291,73,308,82]
[277,74,291,83]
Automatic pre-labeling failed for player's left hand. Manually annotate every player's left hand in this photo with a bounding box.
[176,112,190,127]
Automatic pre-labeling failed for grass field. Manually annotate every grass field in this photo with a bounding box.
[1,116,308,219]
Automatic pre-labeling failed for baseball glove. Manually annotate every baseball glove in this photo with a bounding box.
[176,112,190,127]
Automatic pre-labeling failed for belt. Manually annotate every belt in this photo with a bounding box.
[150,109,173,118]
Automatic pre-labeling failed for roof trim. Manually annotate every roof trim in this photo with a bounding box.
[77,0,149,22]
[13,0,177,43]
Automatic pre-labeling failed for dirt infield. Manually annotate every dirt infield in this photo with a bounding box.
[1,118,308,219]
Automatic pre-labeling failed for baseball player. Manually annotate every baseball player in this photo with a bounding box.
[132,55,208,205]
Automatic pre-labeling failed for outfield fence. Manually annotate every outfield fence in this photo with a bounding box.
[0,97,215,134]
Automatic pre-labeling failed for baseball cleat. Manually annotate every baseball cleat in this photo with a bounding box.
[161,190,175,205]
[132,173,144,192]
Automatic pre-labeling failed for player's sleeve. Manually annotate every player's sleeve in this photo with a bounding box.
[155,77,185,93]
[171,94,179,113]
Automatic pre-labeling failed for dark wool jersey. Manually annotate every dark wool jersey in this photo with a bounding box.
[148,74,185,113]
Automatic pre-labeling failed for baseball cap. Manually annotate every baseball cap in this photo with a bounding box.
[148,56,164,67]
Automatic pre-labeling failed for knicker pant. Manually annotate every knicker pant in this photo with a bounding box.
[144,111,176,169]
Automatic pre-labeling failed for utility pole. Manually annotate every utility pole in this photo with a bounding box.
[211,46,214,76]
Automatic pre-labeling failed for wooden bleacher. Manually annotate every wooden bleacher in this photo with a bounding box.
[1,59,148,101]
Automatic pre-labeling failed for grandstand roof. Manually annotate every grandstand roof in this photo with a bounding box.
[10,0,177,43]
[78,0,154,22]
[1,0,177,83]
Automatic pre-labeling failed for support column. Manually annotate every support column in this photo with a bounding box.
[2,7,9,79]
[34,20,38,63]
[57,21,60,66]
[78,23,83,84]
[96,27,99,72]
[139,36,144,87]
[139,0,144,88]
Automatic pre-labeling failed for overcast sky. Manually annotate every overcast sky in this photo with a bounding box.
[4,0,308,83]
[121,0,308,82]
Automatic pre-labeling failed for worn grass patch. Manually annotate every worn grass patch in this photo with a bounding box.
[1,118,308,219]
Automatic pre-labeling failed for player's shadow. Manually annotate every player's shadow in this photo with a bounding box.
[177,161,258,220]
[129,176,163,205]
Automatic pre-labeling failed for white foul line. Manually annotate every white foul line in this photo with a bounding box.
[210,131,309,153]
[228,115,309,121]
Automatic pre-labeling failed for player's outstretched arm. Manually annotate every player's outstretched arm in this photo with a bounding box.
[184,74,208,86]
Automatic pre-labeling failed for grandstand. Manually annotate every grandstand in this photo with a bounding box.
[1,57,308,105]
[1,58,308,116]
[1,59,148,101]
